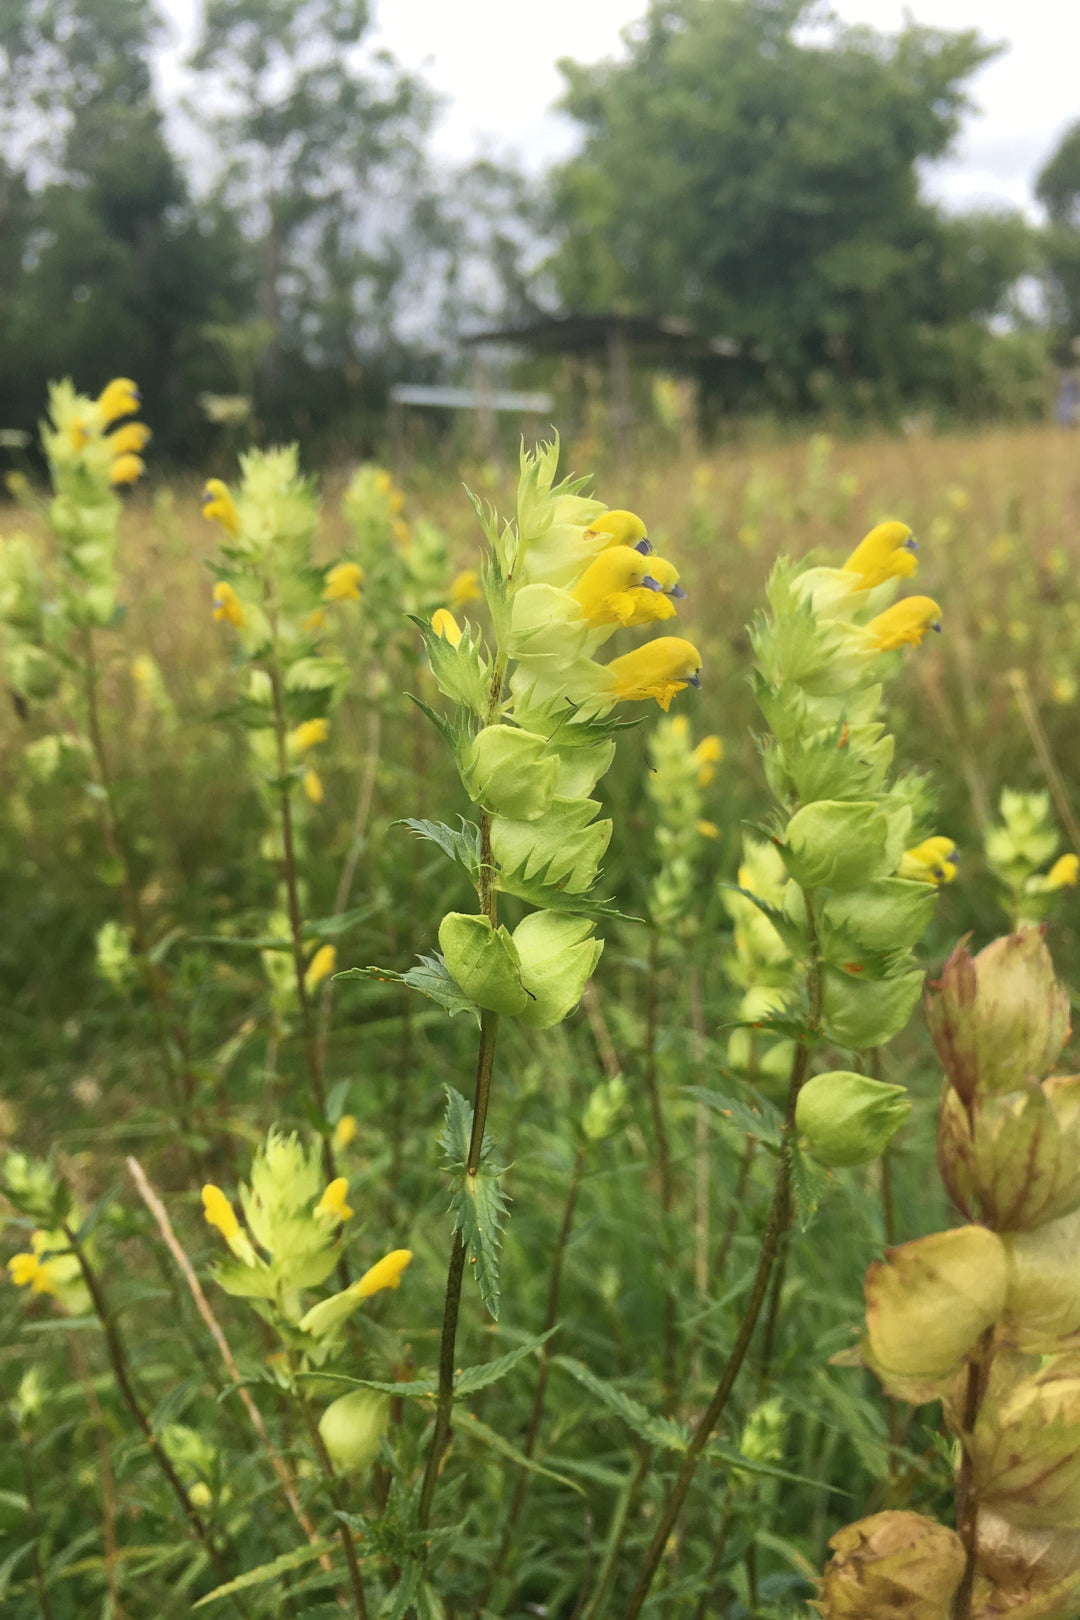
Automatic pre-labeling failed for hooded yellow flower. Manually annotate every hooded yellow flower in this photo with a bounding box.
[867,596,943,651]
[605,637,703,711]
[202,480,240,536]
[582,509,649,550]
[315,1177,353,1223]
[304,943,337,993]
[898,837,958,885]
[431,608,462,646]
[323,561,363,602]
[842,522,918,590]
[211,580,244,628]
[1045,853,1079,891]
[108,453,145,487]
[449,569,483,611]
[108,422,152,457]
[96,378,141,426]
[692,734,723,787]
[289,718,329,753]
[572,546,663,627]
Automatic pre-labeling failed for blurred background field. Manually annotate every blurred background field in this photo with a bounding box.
[2,417,1079,1613]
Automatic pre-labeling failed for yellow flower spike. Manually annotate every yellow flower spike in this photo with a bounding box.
[355,1249,413,1298]
[867,596,943,652]
[448,568,483,612]
[108,422,152,456]
[898,837,959,885]
[583,509,649,550]
[332,1114,358,1152]
[303,607,326,633]
[303,767,324,804]
[108,453,145,487]
[315,1177,353,1223]
[431,608,462,646]
[289,717,329,753]
[96,377,141,425]
[202,479,241,536]
[323,561,363,601]
[1045,853,1079,891]
[572,546,663,627]
[305,943,337,994]
[842,521,918,590]
[211,580,245,628]
[696,819,720,839]
[605,637,703,712]
[692,735,723,787]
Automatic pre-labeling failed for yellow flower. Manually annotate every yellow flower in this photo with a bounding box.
[211,580,245,628]
[898,837,958,885]
[842,522,918,590]
[431,608,462,646]
[108,422,152,456]
[201,1185,257,1264]
[696,819,720,839]
[315,1177,353,1223]
[202,479,240,536]
[355,1249,413,1298]
[573,546,662,627]
[96,377,140,425]
[305,943,337,993]
[867,596,942,652]
[1045,853,1079,891]
[109,453,145,486]
[692,734,723,787]
[69,418,91,450]
[449,569,483,612]
[606,637,703,711]
[8,1231,62,1296]
[303,607,326,633]
[289,717,329,753]
[323,561,363,602]
[303,767,324,804]
[583,509,649,550]
[332,1114,358,1152]
[391,519,410,546]
[374,470,394,498]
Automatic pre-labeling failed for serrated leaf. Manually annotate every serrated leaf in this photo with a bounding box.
[496,850,636,921]
[455,1327,558,1394]
[284,656,348,693]
[441,1086,510,1319]
[790,1140,834,1230]
[336,955,481,1023]
[456,1409,583,1495]
[553,1356,690,1451]
[684,1084,784,1149]
[397,817,480,879]
[718,884,806,954]
[378,1556,424,1620]
[192,1542,334,1608]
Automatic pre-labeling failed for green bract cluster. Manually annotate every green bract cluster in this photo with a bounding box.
[357,437,703,1030]
[749,526,950,1062]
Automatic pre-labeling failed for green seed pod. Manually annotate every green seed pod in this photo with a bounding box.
[438,912,528,1015]
[781,800,894,892]
[318,1391,389,1474]
[512,910,603,1029]
[466,726,559,821]
[796,1071,911,1167]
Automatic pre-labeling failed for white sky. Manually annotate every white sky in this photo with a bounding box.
[159,0,1080,218]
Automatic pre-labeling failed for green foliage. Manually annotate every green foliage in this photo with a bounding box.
[439,1087,510,1319]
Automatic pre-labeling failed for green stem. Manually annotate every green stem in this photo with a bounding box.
[417,652,507,1533]
[620,899,822,1619]
[269,661,336,1188]
[20,1428,55,1620]
[61,1223,250,1618]
[580,1446,652,1620]
[642,932,678,1407]
[951,1329,993,1620]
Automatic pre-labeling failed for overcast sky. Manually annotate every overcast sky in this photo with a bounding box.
[161,0,1080,218]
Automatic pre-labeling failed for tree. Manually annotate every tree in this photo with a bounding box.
[546,0,1031,412]
[1036,122,1080,348]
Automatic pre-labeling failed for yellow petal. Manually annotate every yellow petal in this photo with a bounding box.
[289,718,329,753]
[605,637,703,711]
[305,943,337,993]
[323,561,363,601]
[96,377,140,425]
[867,597,942,651]
[315,1177,353,1223]
[355,1249,413,1298]
[842,521,918,590]
[202,1184,241,1242]
[202,480,240,537]
[332,1114,358,1152]
[109,453,145,486]
[211,581,244,628]
[431,608,462,646]
[303,767,324,804]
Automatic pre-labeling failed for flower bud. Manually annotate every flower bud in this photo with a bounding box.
[1001,1210,1080,1353]
[438,912,528,1016]
[972,1361,1080,1528]
[818,1511,965,1619]
[796,1071,911,1167]
[938,1075,1080,1231]
[512,911,603,1029]
[318,1391,389,1474]
[926,932,1071,1106]
[782,800,894,892]
[865,1226,1007,1384]
[466,726,559,821]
